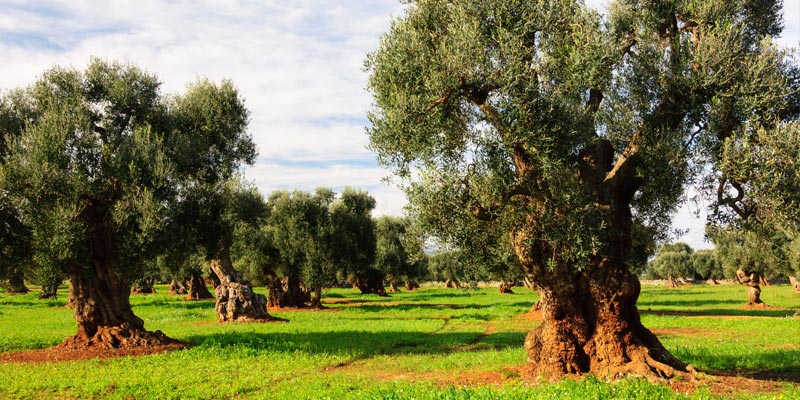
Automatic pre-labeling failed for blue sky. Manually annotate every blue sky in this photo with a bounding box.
[1,0,798,250]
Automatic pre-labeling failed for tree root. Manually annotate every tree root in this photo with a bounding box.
[60,324,185,350]
[593,350,698,383]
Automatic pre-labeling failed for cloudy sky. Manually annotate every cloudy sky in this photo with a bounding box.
[1,0,798,250]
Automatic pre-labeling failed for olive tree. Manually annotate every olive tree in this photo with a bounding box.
[330,188,380,295]
[647,243,694,287]
[366,0,788,378]
[0,59,264,346]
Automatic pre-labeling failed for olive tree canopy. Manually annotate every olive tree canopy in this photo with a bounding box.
[366,0,790,379]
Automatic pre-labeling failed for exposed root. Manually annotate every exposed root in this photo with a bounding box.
[594,350,697,383]
[60,325,185,350]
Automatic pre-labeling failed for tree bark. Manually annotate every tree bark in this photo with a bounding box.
[275,274,310,308]
[736,269,765,306]
[38,278,60,299]
[309,284,324,309]
[60,205,176,349]
[404,280,420,291]
[518,256,691,379]
[186,272,214,300]
[444,279,458,288]
[354,273,388,296]
[511,139,692,380]
[499,282,515,294]
[209,253,272,322]
[790,276,800,294]
[62,262,172,348]
[131,277,156,294]
[4,270,29,294]
[168,278,187,295]
[666,274,681,288]
[387,280,401,293]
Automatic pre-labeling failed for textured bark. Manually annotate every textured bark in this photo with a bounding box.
[131,277,156,294]
[273,275,310,308]
[499,282,515,294]
[38,279,60,299]
[666,275,681,288]
[444,279,458,288]
[61,205,176,349]
[736,269,765,306]
[4,271,29,294]
[354,273,388,296]
[518,256,691,379]
[265,273,285,308]
[168,279,187,295]
[309,285,324,309]
[404,280,420,291]
[790,276,800,294]
[186,272,214,300]
[511,139,691,380]
[209,254,272,322]
[387,281,401,293]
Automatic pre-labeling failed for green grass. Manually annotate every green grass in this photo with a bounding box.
[1,283,798,399]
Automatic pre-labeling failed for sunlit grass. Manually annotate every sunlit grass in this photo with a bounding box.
[1,283,799,399]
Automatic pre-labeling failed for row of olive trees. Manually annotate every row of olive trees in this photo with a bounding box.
[646,243,721,286]
[0,59,279,345]
[646,232,800,305]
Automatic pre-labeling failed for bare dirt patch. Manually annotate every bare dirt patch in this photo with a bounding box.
[0,342,188,364]
[651,328,724,338]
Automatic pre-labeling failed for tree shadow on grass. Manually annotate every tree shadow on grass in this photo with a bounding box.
[686,349,800,384]
[185,329,526,360]
[641,308,797,318]
[343,303,486,312]
[637,298,744,308]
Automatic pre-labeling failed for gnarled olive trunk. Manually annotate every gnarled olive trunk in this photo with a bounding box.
[512,139,691,379]
[4,269,29,294]
[736,269,764,306]
[209,253,271,322]
[790,276,800,295]
[131,277,156,294]
[309,284,324,309]
[61,207,174,349]
[186,272,214,300]
[499,282,514,294]
[168,278,187,295]
[275,274,310,308]
[404,280,420,291]
[62,262,170,348]
[387,280,401,293]
[354,272,388,296]
[519,258,689,379]
[38,278,60,299]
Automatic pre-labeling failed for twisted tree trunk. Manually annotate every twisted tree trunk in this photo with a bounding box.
[499,282,515,294]
[790,276,800,294]
[209,252,272,322]
[168,278,187,295]
[309,285,324,309]
[131,277,156,294]
[736,269,765,306]
[404,280,420,291]
[354,272,388,296]
[62,210,175,348]
[276,274,310,308]
[4,269,29,294]
[512,139,691,380]
[38,277,60,299]
[186,272,214,300]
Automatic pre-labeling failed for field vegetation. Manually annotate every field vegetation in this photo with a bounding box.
[1,283,798,399]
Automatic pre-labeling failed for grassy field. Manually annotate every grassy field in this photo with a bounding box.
[0,283,798,399]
